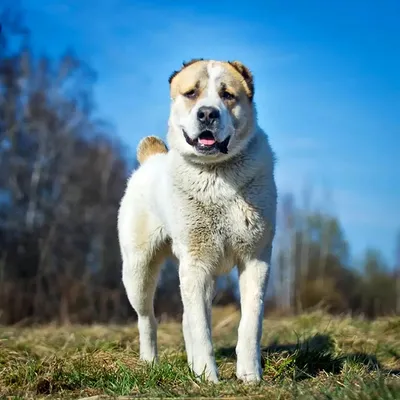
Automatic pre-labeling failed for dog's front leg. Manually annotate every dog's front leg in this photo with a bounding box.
[236,247,271,382]
[179,262,218,382]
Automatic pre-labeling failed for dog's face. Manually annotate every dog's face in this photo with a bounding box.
[167,59,256,163]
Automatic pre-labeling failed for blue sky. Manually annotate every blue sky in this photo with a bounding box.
[21,0,400,264]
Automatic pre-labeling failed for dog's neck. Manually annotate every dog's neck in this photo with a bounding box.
[168,128,275,202]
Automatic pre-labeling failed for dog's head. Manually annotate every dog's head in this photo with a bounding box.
[167,59,256,163]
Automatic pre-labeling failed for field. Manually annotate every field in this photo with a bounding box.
[1,307,400,399]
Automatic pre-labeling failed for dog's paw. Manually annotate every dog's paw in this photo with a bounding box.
[191,359,219,383]
[236,348,263,383]
[192,369,219,384]
[204,372,219,384]
[139,353,158,364]
[236,371,262,383]
[236,362,262,383]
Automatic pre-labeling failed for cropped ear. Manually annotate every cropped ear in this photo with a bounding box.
[228,60,254,101]
[168,58,204,84]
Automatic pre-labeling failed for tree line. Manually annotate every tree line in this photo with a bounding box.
[0,8,399,325]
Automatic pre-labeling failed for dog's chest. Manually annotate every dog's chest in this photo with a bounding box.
[183,193,267,270]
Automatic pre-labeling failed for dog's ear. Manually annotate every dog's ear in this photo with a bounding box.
[168,58,204,85]
[228,60,254,101]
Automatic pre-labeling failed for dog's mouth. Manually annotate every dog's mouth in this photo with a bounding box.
[198,130,216,147]
[183,130,230,155]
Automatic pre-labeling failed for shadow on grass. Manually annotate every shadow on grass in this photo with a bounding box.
[215,334,400,381]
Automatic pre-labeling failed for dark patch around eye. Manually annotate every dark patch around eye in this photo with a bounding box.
[221,91,235,100]
[183,81,200,98]
[219,83,236,101]
[184,89,196,98]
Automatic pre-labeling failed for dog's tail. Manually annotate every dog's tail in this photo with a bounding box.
[137,136,168,165]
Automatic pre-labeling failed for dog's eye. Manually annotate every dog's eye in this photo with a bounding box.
[221,90,235,101]
[183,89,197,98]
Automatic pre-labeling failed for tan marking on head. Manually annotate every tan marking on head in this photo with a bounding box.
[137,136,168,165]
[169,59,254,103]
[168,58,205,84]
[224,61,254,101]
[169,60,209,99]
[213,62,254,134]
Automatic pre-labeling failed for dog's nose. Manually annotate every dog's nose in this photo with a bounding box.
[197,106,220,124]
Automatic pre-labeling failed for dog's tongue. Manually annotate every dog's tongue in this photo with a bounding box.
[198,137,216,146]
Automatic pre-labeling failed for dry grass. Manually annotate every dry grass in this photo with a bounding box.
[1,306,399,399]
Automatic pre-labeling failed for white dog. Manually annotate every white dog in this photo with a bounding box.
[118,58,277,383]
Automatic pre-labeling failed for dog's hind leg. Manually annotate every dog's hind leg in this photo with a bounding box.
[119,205,167,362]
[122,246,163,362]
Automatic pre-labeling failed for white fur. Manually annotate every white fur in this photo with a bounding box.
[118,60,277,383]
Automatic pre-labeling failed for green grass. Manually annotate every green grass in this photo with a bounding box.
[1,307,399,399]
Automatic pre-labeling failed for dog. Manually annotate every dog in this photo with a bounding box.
[118,58,277,383]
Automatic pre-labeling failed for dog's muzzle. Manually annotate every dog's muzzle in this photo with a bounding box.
[183,130,230,155]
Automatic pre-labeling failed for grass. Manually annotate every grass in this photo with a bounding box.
[0,306,399,399]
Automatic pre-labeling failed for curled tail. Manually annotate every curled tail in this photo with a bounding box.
[137,136,168,165]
